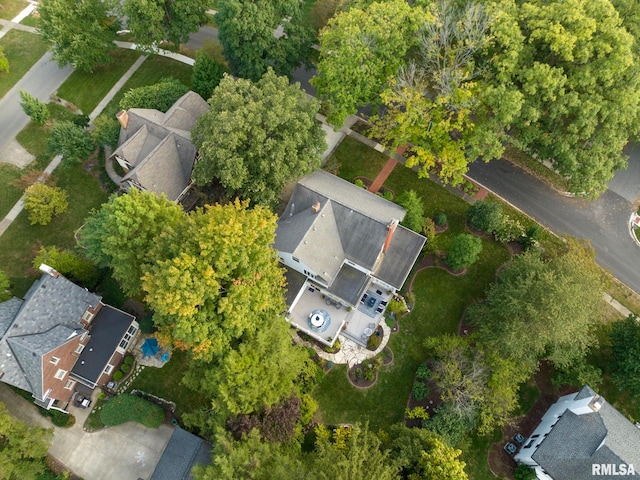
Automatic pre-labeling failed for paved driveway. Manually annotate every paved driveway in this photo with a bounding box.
[0,384,173,480]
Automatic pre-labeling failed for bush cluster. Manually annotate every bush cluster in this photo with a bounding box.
[412,381,430,402]
[467,200,502,233]
[446,234,483,271]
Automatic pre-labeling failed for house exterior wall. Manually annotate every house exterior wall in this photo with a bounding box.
[97,351,124,386]
[278,252,327,286]
[515,391,584,469]
[42,333,89,404]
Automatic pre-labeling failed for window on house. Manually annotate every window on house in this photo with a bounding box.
[64,380,75,390]
[75,344,84,354]
[127,325,137,335]
[82,310,93,322]
[292,256,300,263]
[104,365,113,375]
[54,369,66,380]
[50,357,60,365]
[119,339,129,349]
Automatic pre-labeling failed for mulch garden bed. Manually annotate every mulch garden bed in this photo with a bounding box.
[347,362,378,389]
[434,222,449,233]
[404,373,442,428]
[366,325,384,351]
[381,346,394,366]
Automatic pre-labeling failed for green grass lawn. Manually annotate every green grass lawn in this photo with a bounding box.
[56,49,141,115]
[0,30,49,99]
[126,349,210,418]
[101,54,193,119]
[0,0,28,20]
[19,11,37,27]
[0,164,23,218]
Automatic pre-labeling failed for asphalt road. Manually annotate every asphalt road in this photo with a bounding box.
[0,51,74,151]
[467,158,640,293]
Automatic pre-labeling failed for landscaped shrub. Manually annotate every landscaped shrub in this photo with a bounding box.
[124,355,134,365]
[354,179,365,189]
[422,217,436,251]
[425,402,476,446]
[112,370,123,381]
[514,464,537,480]
[446,234,483,272]
[382,190,393,201]
[467,200,502,233]
[100,394,164,428]
[119,77,189,112]
[121,363,131,373]
[367,333,382,350]
[24,183,69,226]
[50,410,71,427]
[494,215,525,243]
[405,406,429,421]
[388,298,406,316]
[416,364,431,380]
[191,50,225,100]
[412,381,430,401]
[397,190,425,233]
[434,212,447,227]
[19,90,50,125]
[72,113,90,129]
[521,224,542,250]
[324,339,341,354]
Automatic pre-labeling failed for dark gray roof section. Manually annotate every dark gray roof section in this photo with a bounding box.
[283,266,307,308]
[71,305,136,386]
[327,264,369,306]
[112,91,208,201]
[0,298,22,338]
[376,225,426,289]
[532,386,640,479]
[150,427,212,480]
[7,325,79,399]
[0,274,100,395]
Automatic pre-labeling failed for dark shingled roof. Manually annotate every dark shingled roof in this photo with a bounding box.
[327,264,370,306]
[150,427,212,480]
[71,305,136,386]
[532,386,640,480]
[0,274,100,397]
[0,298,22,338]
[283,266,307,308]
[376,225,426,289]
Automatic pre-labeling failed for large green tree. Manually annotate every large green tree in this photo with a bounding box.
[80,189,184,296]
[121,0,209,49]
[192,71,325,207]
[469,239,604,371]
[0,402,52,480]
[38,0,116,72]
[486,0,639,195]
[47,121,95,166]
[609,314,640,397]
[312,0,426,127]
[215,0,314,80]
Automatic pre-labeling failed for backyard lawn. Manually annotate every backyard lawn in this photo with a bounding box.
[0,0,28,20]
[0,164,23,218]
[126,349,210,418]
[0,30,49,99]
[56,49,142,115]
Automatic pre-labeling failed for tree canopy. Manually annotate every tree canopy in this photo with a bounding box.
[469,239,604,371]
[484,0,640,195]
[312,0,426,127]
[0,401,52,480]
[192,70,325,207]
[121,0,209,49]
[38,0,117,72]
[216,0,314,80]
[24,183,69,226]
[609,314,640,397]
[119,77,189,112]
[47,121,95,166]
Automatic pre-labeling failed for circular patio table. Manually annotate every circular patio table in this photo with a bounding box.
[309,309,331,331]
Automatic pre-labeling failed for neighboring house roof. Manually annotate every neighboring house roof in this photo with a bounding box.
[532,385,640,480]
[71,305,136,386]
[150,427,212,480]
[0,274,100,397]
[275,170,425,292]
[112,91,208,201]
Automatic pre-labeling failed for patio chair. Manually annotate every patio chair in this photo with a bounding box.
[376,289,383,295]
[368,323,375,330]
[380,300,387,306]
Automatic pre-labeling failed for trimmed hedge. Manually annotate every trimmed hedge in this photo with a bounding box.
[100,394,164,428]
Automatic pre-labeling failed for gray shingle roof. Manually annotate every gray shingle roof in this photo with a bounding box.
[275,170,426,296]
[0,298,22,338]
[532,386,640,479]
[112,91,208,202]
[150,427,212,480]
[327,264,369,306]
[0,274,100,397]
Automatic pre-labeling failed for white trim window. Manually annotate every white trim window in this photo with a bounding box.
[64,380,75,390]
[82,310,94,323]
[75,344,85,354]
[50,357,60,365]
[54,369,66,380]
[103,364,114,375]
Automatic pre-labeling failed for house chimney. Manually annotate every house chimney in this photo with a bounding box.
[589,395,604,412]
[39,264,60,278]
[311,201,321,213]
[383,219,399,253]
[116,110,129,129]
